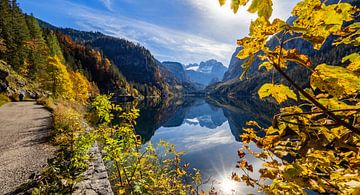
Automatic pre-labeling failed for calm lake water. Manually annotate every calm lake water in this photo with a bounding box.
[131,97,277,194]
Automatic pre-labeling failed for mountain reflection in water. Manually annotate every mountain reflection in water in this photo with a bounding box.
[118,97,277,194]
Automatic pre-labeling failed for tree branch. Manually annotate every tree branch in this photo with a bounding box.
[271,61,360,134]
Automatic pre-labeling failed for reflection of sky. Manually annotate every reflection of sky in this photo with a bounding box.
[150,120,265,194]
[151,121,234,153]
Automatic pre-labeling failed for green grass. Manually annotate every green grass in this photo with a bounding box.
[0,94,10,107]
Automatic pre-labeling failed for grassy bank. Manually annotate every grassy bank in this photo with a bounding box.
[0,94,10,107]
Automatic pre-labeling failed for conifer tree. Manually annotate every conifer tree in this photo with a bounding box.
[45,30,65,62]
[25,14,49,79]
[0,0,13,62]
[8,0,31,72]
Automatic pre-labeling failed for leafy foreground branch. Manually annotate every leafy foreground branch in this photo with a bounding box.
[219,0,360,194]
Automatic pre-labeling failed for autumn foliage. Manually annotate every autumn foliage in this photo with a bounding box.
[220,0,360,194]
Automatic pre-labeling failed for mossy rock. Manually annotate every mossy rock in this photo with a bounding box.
[0,60,43,100]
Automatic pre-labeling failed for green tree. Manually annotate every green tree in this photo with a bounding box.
[45,30,65,62]
[0,0,13,61]
[25,14,49,79]
[7,0,31,72]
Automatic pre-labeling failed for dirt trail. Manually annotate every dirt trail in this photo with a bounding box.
[0,101,55,194]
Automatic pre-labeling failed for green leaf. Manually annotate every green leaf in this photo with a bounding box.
[258,84,297,104]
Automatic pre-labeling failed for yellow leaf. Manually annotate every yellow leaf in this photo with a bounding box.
[219,0,226,6]
[237,37,266,59]
[342,53,360,73]
[259,62,273,71]
[250,17,285,39]
[291,0,355,50]
[247,0,273,20]
[283,49,312,67]
[219,0,249,13]
[334,22,360,46]
[318,98,359,110]
[231,0,240,13]
[310,64,360,98]
[239,55,255,80]
[258,84,297,104]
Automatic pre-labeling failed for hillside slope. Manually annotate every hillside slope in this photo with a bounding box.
[39,21,192,97]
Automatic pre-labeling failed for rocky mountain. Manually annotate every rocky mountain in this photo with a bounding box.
[161,61,188,83]
[185,59,227,88]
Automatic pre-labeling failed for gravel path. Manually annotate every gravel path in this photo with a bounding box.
[0,101,55,194]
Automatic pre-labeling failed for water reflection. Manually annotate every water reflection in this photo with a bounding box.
[119,96,278,194]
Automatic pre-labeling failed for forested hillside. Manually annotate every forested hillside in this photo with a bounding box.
[0,0,140,101]
[39,21,194,97]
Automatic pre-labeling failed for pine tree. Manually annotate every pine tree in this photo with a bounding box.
[0,0,13,62]
[45,30,64,61]
[25,14,49,79]
[8,0,31,72]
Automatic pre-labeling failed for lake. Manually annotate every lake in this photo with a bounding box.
[129,97,278,194]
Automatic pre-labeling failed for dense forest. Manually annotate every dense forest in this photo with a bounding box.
[0,0,143,101]
[38,20,196,98]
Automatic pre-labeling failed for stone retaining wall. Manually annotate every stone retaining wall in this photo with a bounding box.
[72,143,113,195]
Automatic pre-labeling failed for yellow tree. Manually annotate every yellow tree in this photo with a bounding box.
[0,37,6,53]
[219,0,360,194]
[47,55,74,100]
[71,71,91,104]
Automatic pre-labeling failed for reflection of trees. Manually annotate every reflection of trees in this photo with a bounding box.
[185,99,227,129]
[118,95,278,143]
[206,96,278,141]
[133,97,186,142]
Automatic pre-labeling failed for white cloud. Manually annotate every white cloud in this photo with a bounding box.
[182,128,234,152]
[56,0,300,65]
[66,2,235,65]
[100,0,113,11]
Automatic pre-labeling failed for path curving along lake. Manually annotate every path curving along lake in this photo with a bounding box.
[0,101,55,194]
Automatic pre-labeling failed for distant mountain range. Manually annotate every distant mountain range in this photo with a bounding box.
[162,59,227,89]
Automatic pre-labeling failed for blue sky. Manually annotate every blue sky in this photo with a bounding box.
[18,0,299,66]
